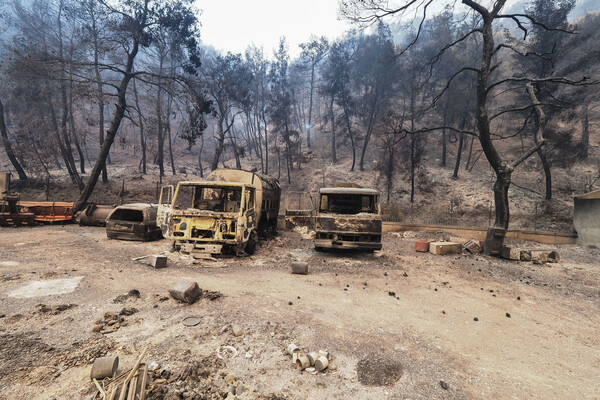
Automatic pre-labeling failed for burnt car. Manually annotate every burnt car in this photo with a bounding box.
[106,203,162,241]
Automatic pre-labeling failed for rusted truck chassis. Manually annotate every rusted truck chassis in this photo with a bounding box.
[315,187,382,251]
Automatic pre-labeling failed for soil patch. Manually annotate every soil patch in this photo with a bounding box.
[357,353,403,387]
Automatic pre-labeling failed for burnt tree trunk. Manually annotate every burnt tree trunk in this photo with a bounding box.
[0,99,28,180]
[581,101,589,160]
[132,78,146,174]
[74,32,141,213]
[330,96,337,164]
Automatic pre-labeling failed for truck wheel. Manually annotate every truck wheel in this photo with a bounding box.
[245,231,258,255]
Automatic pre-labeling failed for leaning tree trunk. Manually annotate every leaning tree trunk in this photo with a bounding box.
[344,108,356,172]
[132,78,146,174]
[581,101,589,160]
[330,96,337,164]
[74,39,140,213]
[0,99,28,180]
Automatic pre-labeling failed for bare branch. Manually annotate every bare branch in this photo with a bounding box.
[426,28,480,79]
[431,66,480,107]
[497,13,575,40]
[340,0,423,26]
[510,82,547,170]
[490,102,566,121]
[492,43,552,61]
[487,75,594,94]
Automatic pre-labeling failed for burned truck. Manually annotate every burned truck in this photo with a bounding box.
[314,186,382,251]
[157,169,280,256]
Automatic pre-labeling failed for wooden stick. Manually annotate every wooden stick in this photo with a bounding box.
[118,347,148,400]
[138,364,148,400]
[127,370,139,400]
[93,378,106,399]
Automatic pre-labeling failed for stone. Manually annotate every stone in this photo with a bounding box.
[440,380,449,390]
[529,249,560,263]
[429,242,462,256]
[291,261,308,275]
[169,281,202,304]
[224,373,236,384]
[231,324,244,337]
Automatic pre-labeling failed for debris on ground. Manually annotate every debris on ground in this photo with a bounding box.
[291,261,309,275]
[463,239,482,254]
[92,347,149,400]
[169,281,202,304]
[93,308,138,334]
[429,242,462,255]
[168,281,224,304]
[132,254,167,269]
[182,317,201,327]
[231,324,244,337]
[286,344,331,373]
[113,290,141,303]
[90,356,119,381]
[36,303,77,315]
[501,246,560,263]
[415,240,433,252]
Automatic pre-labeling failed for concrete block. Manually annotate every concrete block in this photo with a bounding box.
[429,242,462,255]
[169,281,202,304]
[291,261,308,275]
[415,240,432,252]
[149,255,167,268]
[529,249,560,263]
[463,239,482,254]
[501,246,522,261]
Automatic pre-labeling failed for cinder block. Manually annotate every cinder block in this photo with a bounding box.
[429,242,462,255]
[291,261,308,275]
[149,255,167,268]
[501,246,522,260]
[169,281,202,304]
[415,240,432,252]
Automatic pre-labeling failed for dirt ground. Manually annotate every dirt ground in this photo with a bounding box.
[1,225,599,400]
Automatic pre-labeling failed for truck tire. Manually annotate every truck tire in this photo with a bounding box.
[245,231,258,255]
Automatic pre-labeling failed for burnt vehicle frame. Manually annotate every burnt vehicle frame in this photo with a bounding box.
[105,203,162,241]
[314,187,382,251]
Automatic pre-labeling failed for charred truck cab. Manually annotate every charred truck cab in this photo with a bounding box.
[315,186,382,251]
[157,169,280,256]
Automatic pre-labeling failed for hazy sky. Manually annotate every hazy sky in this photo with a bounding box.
[195,0,351,58]
[194,0,595,59]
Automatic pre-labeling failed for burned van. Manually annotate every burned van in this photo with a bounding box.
[315,187,382,251]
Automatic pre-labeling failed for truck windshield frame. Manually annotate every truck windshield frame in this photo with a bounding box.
[174,184,244,213]
[319,194,378,215]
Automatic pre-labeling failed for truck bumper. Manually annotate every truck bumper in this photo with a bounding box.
[314,238,382,251]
